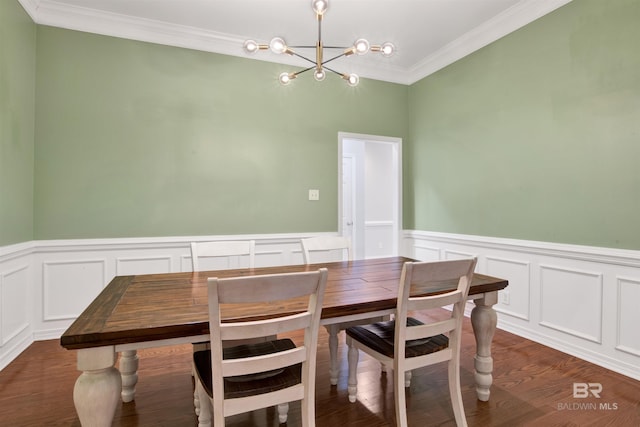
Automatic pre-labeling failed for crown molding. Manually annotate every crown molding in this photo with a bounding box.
[407,0,574,84]
[19,0,572,86]
[17,0,39,21]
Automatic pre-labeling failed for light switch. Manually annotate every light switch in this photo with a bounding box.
[308,189,320,201]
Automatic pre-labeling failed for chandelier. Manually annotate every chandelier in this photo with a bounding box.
[242,0,394,86]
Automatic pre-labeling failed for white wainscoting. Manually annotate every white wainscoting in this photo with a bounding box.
[2,230,640,381]
[0,242,34,370]
[0,233,313,370]
[364,220,396,259]
[404,230,640,381]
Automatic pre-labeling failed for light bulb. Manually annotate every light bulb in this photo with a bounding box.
[270,37,288,55]
[380,42,395,57]
[279,72,295,85]
[345,73,359,87]
[243,40,259,54]
[354,39,370,55]
[312,0,328,15]
[314,68,326,81]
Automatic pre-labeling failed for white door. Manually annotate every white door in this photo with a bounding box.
[339,133,402,260]
[342,155,356,251]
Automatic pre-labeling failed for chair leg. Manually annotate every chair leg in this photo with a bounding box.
[277,402,289,423]
[394,369,408,427]
[448,360,468,427]
[326,324,340,385]
[404,370,412,387]
[193,381,200,416]
[346,336,359,403]
[380,315,391,374]
[301,396,314,427]
[192,360,201,416]
[195,379,212,427]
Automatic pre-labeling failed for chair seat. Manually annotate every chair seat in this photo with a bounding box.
[193,339,302,399]
[346,318,449,358]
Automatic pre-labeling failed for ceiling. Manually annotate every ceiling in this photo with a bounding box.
[19,0,572,85]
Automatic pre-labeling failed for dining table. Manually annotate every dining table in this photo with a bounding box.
[60,256,508,426]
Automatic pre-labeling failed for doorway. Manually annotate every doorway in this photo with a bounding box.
[338,132,402,260]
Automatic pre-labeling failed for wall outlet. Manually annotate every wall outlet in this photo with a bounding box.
[308,189,320,201]
[500,290,510,305]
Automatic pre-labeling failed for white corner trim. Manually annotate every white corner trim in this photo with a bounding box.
[23,0,573,86]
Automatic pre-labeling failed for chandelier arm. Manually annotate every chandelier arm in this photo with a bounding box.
[291,52,318,66]
[322,65,343,76]
[321,52,348,66]
[295,65,316,77]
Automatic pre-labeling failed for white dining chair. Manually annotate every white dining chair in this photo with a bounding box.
[190,240,255,271]
[300,236,387,385]
[193,268,328,426]
[345,258,477,427]
[301,236,352,265]
[190,239,257,416]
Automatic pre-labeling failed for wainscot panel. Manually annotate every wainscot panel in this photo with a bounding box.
[0,242,34,371]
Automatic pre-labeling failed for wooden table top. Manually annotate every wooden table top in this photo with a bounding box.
[60,257,508,350]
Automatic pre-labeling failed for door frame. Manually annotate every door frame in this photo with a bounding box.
[337,132,403,259]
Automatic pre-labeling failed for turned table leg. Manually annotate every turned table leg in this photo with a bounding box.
[327,324,340,385]
[74,346,121,427]
[346,335,359,403]
[119,350,139,402]
[470,291,498,402]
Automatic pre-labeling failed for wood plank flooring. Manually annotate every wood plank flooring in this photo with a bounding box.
[1,311,638,426]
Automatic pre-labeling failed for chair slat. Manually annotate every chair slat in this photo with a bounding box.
[220,313,312,341]
[300,236,352,264]
[224,384,305,417]
[191,240,255,271]
[404,348,453,371]
[408,258,475,284]
[408,289,463,311]
[405,318,457,341]
[214,271,322,303]
[222,347,306,377]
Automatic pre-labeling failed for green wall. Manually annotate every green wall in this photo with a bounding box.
[0,0,35,246]
[34,27,408,239]
[5,0,640,250]
[407,0,640,250]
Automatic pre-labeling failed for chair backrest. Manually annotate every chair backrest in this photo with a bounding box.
[191,240,256,271]
[207,268,328,419]
[394,258,477,366]
[300,236,352,264]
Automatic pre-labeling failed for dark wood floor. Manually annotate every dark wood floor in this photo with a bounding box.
[1,311,638,426]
